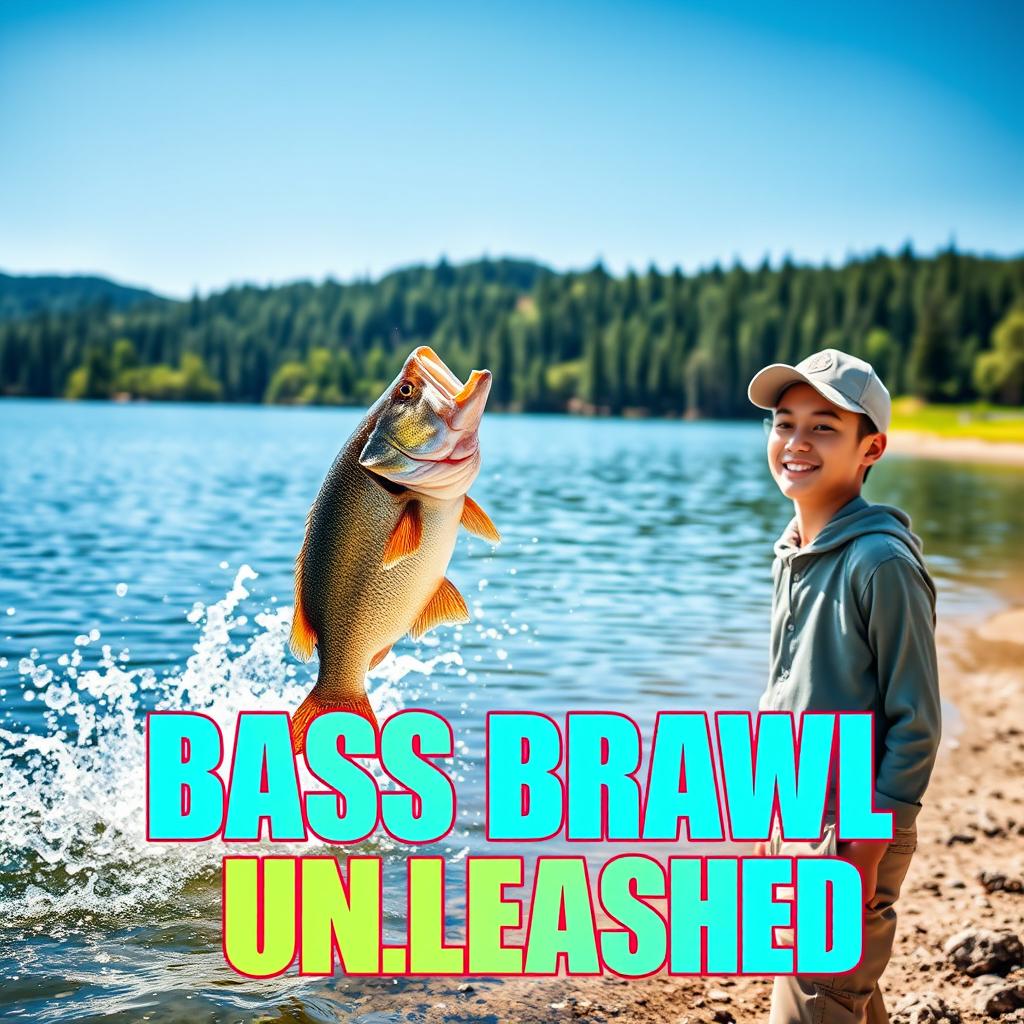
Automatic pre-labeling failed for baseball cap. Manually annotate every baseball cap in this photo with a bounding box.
[747,348,891,433]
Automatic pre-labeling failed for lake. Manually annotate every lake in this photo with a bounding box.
[1,400,1022,1022]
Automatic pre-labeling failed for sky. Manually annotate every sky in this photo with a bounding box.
[1,0,1021,297]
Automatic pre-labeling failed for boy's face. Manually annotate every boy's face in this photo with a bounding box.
[766,383,885,504]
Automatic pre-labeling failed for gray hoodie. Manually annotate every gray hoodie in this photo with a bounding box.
[759,495,941,829]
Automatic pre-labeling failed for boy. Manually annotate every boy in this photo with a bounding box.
[747,349,941,1024]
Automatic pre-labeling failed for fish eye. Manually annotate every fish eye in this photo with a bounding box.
[398,382,415,398]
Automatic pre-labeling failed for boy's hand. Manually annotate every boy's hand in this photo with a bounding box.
[837,840,888,905]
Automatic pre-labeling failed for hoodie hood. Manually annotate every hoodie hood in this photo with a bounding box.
[774,496,935,603]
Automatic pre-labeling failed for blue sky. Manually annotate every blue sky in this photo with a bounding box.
[1,0,1021,297]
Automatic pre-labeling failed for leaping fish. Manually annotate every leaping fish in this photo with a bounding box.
[289,346,500,753]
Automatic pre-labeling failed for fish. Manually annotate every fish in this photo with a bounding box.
[288,346,500,753]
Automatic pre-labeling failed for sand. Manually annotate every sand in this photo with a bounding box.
[342,600,1024,1023]
[886,431,1024,468]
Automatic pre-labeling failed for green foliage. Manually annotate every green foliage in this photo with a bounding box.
[974,308,1024,405]
[264,347,353,404]
[67,344,222,402]
[65,344,113,399]
[4,252,1024,416]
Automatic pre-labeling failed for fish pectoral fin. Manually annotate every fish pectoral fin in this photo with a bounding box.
[289,514,318,661]
[410,577,471,640]
[461,495,501,543]
[290,689,378,755]
[383,500,423,569]
[369,645,392,670]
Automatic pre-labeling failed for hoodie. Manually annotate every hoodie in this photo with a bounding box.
[760,495,941,829]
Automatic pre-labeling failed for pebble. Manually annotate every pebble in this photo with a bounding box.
[946,833,977,846]
[944,928,1024,977]
[979,870,1024,895]
[889,991,962,1023]
[971,974,1024,1015]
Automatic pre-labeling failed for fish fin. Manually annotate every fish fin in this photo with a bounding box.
[382,500,423,569]
[461,495,501,543]
[410,577,471,640]
[289,514,318,661]
[368,645,392,670]
[290,689,378,755]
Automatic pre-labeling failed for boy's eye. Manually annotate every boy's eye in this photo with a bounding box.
[774,421,793,430]
[813,424,835,432]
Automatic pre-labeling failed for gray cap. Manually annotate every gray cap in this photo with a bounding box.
[747,348,891,433]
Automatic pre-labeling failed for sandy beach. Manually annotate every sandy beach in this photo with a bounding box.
[886,431,1024,468]
[347,603,1024,1023]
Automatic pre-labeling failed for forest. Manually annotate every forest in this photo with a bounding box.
[1,248,1022,416]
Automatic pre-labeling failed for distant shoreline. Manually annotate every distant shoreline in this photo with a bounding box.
[887,429,1024,468]
[5,396,1024,467]
[6,395,1024,468]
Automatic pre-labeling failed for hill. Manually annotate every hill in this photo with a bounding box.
[0,251,1021,412]
[0,272,165,321]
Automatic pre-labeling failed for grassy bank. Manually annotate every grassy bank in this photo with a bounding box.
[890,398,1024,444]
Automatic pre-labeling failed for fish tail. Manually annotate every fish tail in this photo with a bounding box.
[290,689,378,755]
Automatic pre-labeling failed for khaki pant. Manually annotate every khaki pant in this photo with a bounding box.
[767,822,918,1024]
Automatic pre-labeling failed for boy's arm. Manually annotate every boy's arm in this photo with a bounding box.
[862,554,942,831]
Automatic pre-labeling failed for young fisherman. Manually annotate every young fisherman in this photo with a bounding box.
[748,349,941,1024]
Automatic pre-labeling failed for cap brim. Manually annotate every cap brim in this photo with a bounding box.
[747,364,866,417]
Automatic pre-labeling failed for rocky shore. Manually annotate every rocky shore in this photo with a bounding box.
[349,604,1024,1023]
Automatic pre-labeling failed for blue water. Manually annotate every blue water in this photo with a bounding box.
[1,400,1022,1022]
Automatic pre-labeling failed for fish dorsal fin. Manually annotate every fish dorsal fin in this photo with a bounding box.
[369,645,392,670]
[383,501,423,569]
[289,513,318,661]
[461,495,501,543]
[410,577,470,640]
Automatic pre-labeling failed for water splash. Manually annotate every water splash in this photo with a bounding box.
[0,566,460,927]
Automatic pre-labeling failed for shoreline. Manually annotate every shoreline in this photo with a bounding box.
[5,399,1024,468]
[349,602,1024,1023]
[887,430,1024,468]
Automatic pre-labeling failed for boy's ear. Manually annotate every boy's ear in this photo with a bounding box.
[862,432,887,469]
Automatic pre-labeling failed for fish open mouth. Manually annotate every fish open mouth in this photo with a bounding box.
[414,346,491,418]
[416,347,463,398]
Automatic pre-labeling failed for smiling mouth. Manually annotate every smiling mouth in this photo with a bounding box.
[781,460,820,475]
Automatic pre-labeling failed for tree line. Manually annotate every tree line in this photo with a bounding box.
[1,249,1022,415]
